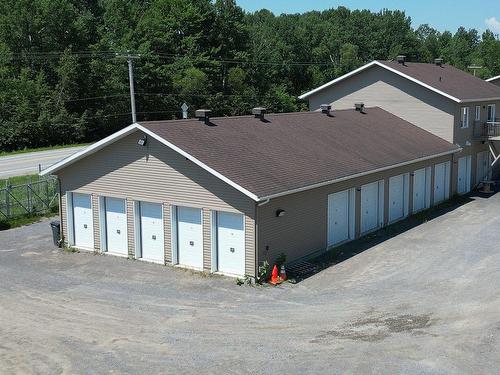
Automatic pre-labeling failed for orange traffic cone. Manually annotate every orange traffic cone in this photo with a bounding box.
[280,265,287,281]
[270,264,279,284]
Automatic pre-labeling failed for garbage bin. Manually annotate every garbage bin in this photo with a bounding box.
[50,220,61,247]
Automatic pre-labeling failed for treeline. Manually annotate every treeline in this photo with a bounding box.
[0,0,499,151]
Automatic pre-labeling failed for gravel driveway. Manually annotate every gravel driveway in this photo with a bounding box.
[1,193,499,374]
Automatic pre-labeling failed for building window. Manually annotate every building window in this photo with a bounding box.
[460,107,469,128]
[487,104,496,122]
[475,105,481,121]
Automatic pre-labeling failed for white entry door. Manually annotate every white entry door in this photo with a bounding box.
[413,167,431,213]
[434,162,450,204]
[140,202,164,262]
[388,174,409,223]
[457,155,472,194]
[327,189,355,247]
[217,212,245,276]
[361,181,384,234]
[105,197,128,254]
[476,151,491,184]
[177,206,203,269]
[72,193,94,249]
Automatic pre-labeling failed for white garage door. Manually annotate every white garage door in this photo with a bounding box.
[217,212,245,276]
[434,161,450,204]
[413,167,431,213]
[361,180,384,234]
[476,151,491,184]
[388,174,409,223]
[104,197,128,255]
[327,189,355,247]
[140,202,164,262]
[177,206,203,269]
[457,155,472,194]
[72,193,94,249]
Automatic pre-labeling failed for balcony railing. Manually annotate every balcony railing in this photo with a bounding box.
[473,120,500,139]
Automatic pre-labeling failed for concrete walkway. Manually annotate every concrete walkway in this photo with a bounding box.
[1,193,499,374]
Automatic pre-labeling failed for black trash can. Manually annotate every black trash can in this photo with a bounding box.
[50,220,61,247]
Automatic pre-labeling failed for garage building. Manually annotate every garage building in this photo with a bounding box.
[42,107,460,278]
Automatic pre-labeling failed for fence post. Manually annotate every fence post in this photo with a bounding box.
[5,182,10,219]
[27,183,31,214]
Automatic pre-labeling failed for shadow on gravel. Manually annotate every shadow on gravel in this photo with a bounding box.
[288,189,497,283]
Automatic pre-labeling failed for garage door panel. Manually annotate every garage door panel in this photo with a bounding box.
[177,206,203,269]
[327,189,354,247]
[457,156,471,194]
[413,168,430,213]
[73,193,94,249]
[361,181,383,234]
[434,162,450,204]
[141,202,164,262]
[105,197,128,254]
[217,212,245,276]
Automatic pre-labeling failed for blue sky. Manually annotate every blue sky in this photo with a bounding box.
[236,0,500,34]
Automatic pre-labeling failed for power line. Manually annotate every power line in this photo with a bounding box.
[5,50,333,66]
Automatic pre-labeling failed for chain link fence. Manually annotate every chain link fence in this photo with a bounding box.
[0,177,59,220]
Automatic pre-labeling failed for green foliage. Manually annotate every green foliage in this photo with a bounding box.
[0,1,498,151]
[257,260,270,284]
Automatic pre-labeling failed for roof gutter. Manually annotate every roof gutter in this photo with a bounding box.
[257,148,461,202]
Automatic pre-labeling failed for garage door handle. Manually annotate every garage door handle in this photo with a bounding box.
[190,241,194,246]
[84,224,87,229]
[116,229,120,234]
[230,247,235,253]
[152,235,156,240]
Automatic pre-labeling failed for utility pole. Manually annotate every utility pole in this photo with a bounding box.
[116,52,140,123]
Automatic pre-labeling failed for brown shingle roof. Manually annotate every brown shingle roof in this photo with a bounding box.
[139,108,459,199]
[379,60,500,101]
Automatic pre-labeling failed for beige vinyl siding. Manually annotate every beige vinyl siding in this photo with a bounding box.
[57,131,256,276]
[202,208,211,271]
[308,65,456,142]
[163,204,172,264]
[126,199,134,257]
[92,195,100,251]
[245,214,256,276]
[61,193,67,246]
[257,154,454,266]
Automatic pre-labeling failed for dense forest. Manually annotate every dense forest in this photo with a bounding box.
[0,0,499,151]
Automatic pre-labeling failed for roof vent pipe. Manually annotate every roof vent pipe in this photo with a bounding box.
[434,58,443,66]
[320,104,332,114]
[195,109,211,124]
[354,102,365,112]
[252,107,266,121]
[397,55,406,64]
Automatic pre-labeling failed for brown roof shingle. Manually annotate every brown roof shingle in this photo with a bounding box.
[379,60,500,101]
[139,108,459,199]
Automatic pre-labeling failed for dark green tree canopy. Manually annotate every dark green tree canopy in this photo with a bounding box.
[0,0,499,151]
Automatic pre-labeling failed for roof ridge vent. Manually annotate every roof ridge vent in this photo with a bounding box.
[320,104,332,115]
[354,102,365,113]
[434,58,443,67]
[252,107,266,121]
[195,109,211,124]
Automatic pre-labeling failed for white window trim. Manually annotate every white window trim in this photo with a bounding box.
[460,107,469,128]
[487,104,496,122]
[475,106,481,121]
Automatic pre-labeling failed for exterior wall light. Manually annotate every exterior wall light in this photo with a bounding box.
[138,135,147,146]
[275,209,286,217]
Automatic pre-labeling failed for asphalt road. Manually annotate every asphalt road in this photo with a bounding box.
[0,146,86,179]
[1,192,499,374]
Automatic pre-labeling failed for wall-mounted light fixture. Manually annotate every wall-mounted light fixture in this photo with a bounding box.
[138,135,147,146]
[275,209,286,217]
[356,187,361,192]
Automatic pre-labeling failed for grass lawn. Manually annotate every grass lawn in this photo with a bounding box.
[0,208,59,231]
[0,174,45,186]
[0,143,90,157]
